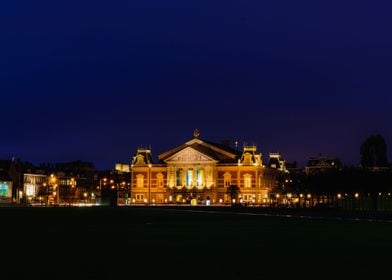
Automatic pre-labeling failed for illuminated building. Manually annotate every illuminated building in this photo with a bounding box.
[0,171,13,203]
[115,163,130,173]
[23,173,47,201]
[131,130,279,204]
[269,153,288,172]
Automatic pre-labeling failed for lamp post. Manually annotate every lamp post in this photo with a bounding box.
[98,178,107,205]
[69,178,76,206]
[48,174,58,206]
[43,182,48,206]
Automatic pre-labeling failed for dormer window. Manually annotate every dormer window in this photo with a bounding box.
[243,153,253,165]
[135,155,145,165]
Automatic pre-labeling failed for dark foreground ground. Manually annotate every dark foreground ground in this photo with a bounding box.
[1,206,392,280]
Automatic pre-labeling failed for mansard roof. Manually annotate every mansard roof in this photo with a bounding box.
[158,138,241,164]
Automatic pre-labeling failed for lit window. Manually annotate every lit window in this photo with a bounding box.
[196,169,204,187]
[244,174,252,188]
[186,169,193,186]
[136,174,144,188]
[0,183,9,196]
[26,184,35,196]
[176,169,183,186]
[223,172,232,187]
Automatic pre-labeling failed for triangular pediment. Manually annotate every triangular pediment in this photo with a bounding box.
[165,147,217,163]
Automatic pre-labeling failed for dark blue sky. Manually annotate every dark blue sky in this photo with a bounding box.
[1,0,391,169]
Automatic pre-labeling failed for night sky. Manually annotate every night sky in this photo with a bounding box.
[1,0,391,169]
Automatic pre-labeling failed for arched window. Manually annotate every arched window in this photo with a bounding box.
[176,169,183,186]
[224,172,232,187]
[136,174,144,188]
[244,174,252,188]
[196,169,204,187]
[186,169,193,186]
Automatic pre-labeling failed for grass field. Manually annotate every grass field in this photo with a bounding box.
[1,206,392,279]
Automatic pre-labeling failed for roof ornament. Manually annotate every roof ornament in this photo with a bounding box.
[193,128,200,138]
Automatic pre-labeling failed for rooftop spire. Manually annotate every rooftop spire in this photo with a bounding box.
[193,128,200,138]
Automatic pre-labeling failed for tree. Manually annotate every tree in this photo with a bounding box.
[226,185,240,205]
[360,135,389,168]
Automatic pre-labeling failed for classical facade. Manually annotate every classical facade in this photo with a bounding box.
[131,131,279,205]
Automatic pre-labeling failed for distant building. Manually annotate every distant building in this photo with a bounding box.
[130,130,280,204]
[23,173,47,201]
[285,161,301,174]
[268,153,288,173]
[0,171,13,203]
[0,159,22,200]
[305,156,342,174]
[115,163,130,173]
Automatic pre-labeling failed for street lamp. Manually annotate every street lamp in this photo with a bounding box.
[43,182,48,206]
[69,178,76,206]
[48,174,58,206]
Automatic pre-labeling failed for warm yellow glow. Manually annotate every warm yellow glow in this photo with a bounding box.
[355,193,359,198]
[144,198,148,203]
[300,194,303,198]
[276,194,280,198]
[111,185,115,190]
[287,193,292,198]
[307,194,311,198]
[219,198,223,203]
[83,192,88,198]
[232,199,236,204]
[379,192,382,196]
[337,194,342,199]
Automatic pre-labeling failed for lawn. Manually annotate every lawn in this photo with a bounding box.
[1,206,391,279]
